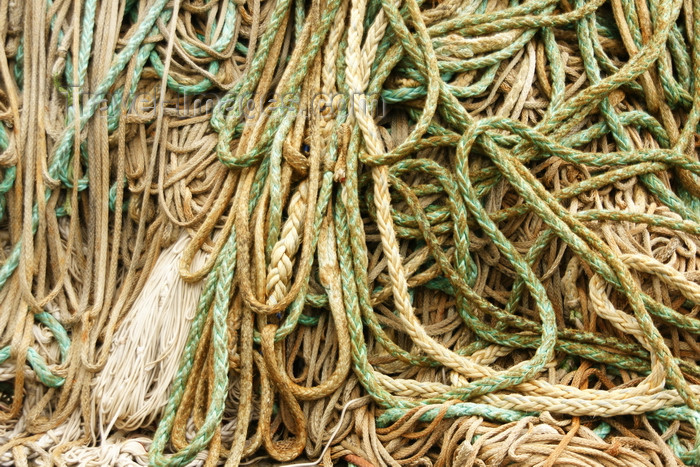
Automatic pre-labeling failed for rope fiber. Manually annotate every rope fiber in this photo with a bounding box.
[2,0,700,464]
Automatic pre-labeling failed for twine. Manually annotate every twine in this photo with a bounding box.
[1,0,700,465]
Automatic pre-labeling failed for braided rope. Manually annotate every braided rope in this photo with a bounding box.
[2,0,700,464]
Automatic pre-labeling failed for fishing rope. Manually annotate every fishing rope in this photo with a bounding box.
[1,0,700,465]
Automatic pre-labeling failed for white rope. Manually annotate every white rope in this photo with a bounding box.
[91,232,208,439]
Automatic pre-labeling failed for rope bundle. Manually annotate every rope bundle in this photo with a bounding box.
[1,0,700,464]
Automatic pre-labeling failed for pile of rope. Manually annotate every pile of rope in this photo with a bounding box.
[1,0,700,464]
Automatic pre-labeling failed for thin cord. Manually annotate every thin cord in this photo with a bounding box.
[280,398,364,467]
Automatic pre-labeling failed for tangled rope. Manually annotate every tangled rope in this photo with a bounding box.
[2,0,700,464]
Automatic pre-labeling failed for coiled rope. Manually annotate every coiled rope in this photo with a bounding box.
[2,0,700,464]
